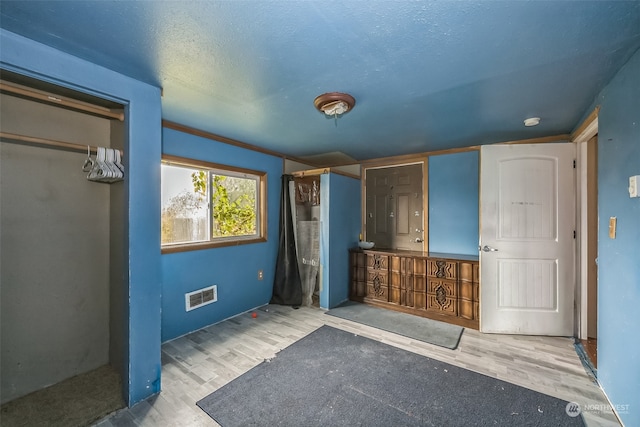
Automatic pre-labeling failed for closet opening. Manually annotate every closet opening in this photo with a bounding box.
[292,174,321,307]
[0,70,128,424]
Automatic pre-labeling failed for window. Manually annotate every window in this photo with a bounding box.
[161,155,266,252]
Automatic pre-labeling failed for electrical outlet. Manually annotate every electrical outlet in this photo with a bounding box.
[257,270,264,280]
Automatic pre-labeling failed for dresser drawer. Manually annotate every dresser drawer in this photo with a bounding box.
[427,259,457,279]
[367,270,388,302]
[367,269,388,284]
[459,299,474,320]
[414,275,427,293]
[354,281,367,298]
[414,291,426,310]
[427,278,457,297]
[367,282,388,301]
[389,287,400,304]
[413,258,427,277]
[367,254,388,270]
[401,289,414,307]
[459,280,473,301]
[427,294,457,315]
[459,261,474,282]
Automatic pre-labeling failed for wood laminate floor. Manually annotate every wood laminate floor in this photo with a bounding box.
[95,304,620,426]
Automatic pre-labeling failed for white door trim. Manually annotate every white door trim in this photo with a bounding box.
[572,113,599,340]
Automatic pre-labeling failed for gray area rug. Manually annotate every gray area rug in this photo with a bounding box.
[326,300,463,349]
[197,326,584,426]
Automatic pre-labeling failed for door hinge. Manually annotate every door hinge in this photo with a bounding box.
[573,159,576,168]
[573,230,576,239]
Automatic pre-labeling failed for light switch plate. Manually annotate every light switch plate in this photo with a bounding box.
[629,175,639,198]
[609,217,617,239]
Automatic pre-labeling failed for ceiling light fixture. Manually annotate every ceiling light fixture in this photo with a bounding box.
[524,117,541,127]
[314,92,356,119]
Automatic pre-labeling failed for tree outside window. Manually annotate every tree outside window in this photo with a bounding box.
[161,157,266,252]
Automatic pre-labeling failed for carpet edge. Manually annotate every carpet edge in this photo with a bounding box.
[325,303,464,350]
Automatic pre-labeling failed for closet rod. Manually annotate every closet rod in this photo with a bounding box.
[0,82,124,122]
[0,132,123,156]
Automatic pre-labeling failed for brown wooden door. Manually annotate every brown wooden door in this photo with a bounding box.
[365,163,423,250]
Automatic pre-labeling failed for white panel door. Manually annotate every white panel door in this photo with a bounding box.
[480,143,575,335]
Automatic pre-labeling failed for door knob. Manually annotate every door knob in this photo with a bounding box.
[482,245,498,252]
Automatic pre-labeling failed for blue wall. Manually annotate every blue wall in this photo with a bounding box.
[319,173,362,309]
[593,48,640,426]
[161,128,282,341]
[428,151,479,255]
[0,30,162,406]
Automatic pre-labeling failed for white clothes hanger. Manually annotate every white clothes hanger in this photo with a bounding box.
[82,146,93,172]
[86,146,124,183]
[88,147,108,181]
[114,149,124,176]
[104,148,121,181]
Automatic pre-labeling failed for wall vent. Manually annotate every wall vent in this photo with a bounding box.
[185,285,217,311]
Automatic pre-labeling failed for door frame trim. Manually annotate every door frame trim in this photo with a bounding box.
[572,109,599,340]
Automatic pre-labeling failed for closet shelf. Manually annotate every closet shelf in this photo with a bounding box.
[292,168,330,177]
[0,131,123,156]
[0,81,124,122]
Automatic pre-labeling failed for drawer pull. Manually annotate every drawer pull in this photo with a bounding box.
[372,275,384,297]
[436,285,447,306]
[373,254,384,270]
[435,260,447,278]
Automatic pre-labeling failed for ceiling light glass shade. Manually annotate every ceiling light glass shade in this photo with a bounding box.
[524,117,541,127]
[314,92,355,117]
[321,100,349,116]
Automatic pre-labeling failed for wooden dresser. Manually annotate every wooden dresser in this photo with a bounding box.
[349,249,480,329]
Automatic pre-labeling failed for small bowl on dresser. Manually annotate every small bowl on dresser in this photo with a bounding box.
[358,241,375,250]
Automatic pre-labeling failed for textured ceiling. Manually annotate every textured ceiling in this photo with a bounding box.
[1,1,639,163]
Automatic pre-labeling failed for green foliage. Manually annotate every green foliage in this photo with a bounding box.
[191,171,257,237]
[192,170,207,197]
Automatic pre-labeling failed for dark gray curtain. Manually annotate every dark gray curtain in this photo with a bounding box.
[271,174,302,306]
